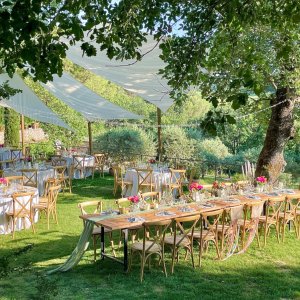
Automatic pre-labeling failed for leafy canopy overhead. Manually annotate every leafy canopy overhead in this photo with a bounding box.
[1,1,300,123]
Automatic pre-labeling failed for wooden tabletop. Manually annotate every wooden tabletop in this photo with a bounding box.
[80,190,300,231]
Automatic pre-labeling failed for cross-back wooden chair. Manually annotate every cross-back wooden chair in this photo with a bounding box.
[164,168,187,197]
[278,196,300,241]
[135,168,154,193]
[5,175,24,187]
[140,191,161,204]
[72,155,87,179]
[51,158,67,167]
[92,153,106,178]
[258,197,286,246]
[10,149,22,161]
[112,165,132,197]
[238,201,264,251]
[164,214,200,274]
[33,185,61,229]
[53,165,72,193]
[21,169,38,188]
[0,159,16,169]
[192,209,224,267]
[78,200,117,260]
[129,219,172,282]
[6,191,36,238]
[40,178,60,203]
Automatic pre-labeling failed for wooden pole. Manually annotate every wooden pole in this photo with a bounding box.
[88,121,92,155]
[20,114,25,155]
[157,107,162,160]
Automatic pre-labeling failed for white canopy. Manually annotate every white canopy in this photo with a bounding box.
[0,73,72,130]
[42,72,142,122]
[66,37,174,113]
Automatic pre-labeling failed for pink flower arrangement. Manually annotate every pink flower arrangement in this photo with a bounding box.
[128,195,140,203]
[0,178,7,185]
[189,182,204,191]
[256,176,267,185]
[149,158,156,164]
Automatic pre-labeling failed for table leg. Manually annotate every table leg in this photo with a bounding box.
[123,229,128,272]
[101,226,105,260]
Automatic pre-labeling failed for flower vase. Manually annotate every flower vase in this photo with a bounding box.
[192,190,203,202]
[256,185,264,193]
[217,190,226,198]
[131,202,140,212]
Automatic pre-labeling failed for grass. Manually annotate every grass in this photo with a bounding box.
[0,174,300,300]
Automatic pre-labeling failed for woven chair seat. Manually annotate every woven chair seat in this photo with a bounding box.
[92,226,112,235]
[278,212,294,220]
[258,216,277,224]
[33,203,47,210]
[39,196,48,203]
[164,235,190,246]
[190,230,215,240]
[6,210,30,217]
[131,241,161,253]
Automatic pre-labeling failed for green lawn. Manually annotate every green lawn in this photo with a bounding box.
[0,174,300,300]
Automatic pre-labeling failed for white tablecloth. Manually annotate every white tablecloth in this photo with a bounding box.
[0,186,39,234]
[4,167,55,196]
[124,169,172,196]
[63,156,95,179]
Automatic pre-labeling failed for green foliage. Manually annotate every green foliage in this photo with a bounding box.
[162,91,211,125]
[162,127,194,160]
[29,141,55,158]
[4,108,19,147]
[95,127,156,161]
[196,138,230,162]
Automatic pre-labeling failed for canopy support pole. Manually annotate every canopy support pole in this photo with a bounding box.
[20,114,25,155]
[157,108,162,161]
[88,121,93,155]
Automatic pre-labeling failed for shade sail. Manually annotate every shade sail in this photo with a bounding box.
[0,74,72,130]
[42,72,142,121]
[66,37,174,113]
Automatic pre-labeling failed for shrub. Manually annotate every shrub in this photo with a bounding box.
[162,127,195,161]
[4,108,20,147]
[94,127,156,161]
[196,138,230,162]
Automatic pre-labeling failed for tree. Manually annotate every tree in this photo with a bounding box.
[1,1,300,182]
[4,108,19,147]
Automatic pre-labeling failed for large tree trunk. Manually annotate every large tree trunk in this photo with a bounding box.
[255,87,296,184]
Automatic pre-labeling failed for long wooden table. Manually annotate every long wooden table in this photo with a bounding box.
[80,190,300,272]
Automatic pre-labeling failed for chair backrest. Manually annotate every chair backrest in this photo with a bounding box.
[112,165,123,182]
[142,219,172,252]
[135,168,153,190]
[21,169,38,188]
[43,178,60,197]
[140,191,160,203]
[5,175,24,186]
[115,197,130,208]
[78,200,103,215]
[53,165,67,179]
[47,185,61,208]
[169,168,187,187]
[173,214,200,246]
[52,158,67,167]
[10,149,22,161]
[265,197,285,224]
[93,153,106,166]
[282,196,300,220]
[0,159,16,169]
[73,155,86,170]
[11,191,35,219]
[200,208,224,238]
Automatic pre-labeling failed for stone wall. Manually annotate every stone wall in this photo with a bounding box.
[0,128,47,144]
